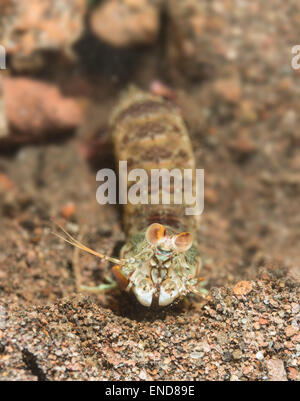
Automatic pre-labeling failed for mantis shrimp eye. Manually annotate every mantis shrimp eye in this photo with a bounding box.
[145,223,167,246]
[173,232,193,252]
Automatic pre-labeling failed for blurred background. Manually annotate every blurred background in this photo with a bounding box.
[0,0,299,308]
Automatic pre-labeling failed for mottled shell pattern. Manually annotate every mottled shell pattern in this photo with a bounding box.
[109,86,202,307]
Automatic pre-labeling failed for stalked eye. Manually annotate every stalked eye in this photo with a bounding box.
[145,223,167,246]
[173,232,193,252]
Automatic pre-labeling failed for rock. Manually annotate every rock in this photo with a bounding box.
[285,325,298,338]
[233,281,253,296]
[0,0,86,71]
[61,203,76,220]
[265,359,288,381]
[2,77,83,139]
[287,367,300,381]
[229,134,257,161]
[0,173,14,190]
[90,0,160,47]
[214,78,242,104]
[259,318,269,325]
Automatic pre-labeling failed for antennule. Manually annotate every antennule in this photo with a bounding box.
[52,221,122,265]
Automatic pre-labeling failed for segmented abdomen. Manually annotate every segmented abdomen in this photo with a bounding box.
[110,86,199,237]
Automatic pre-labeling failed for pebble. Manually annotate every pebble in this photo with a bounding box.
[233,281,253,296]
[0,0,86,71]
[232,350,243,360]
[90,0,160,47]
[265,359,288,381]
[255,351,264,360]
[61,203,76,220]
[285,325,298,338]
[2,77,83,138]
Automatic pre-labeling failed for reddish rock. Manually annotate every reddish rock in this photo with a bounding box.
[2,77,83,138]
[0,172,14,190]
[0,0,86,71]
[287,367,300,381]
[265,359,288,381]
[285,325,298,338]
[214,78,242,104]
[90,0,160,47]
[61,203,76,220]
